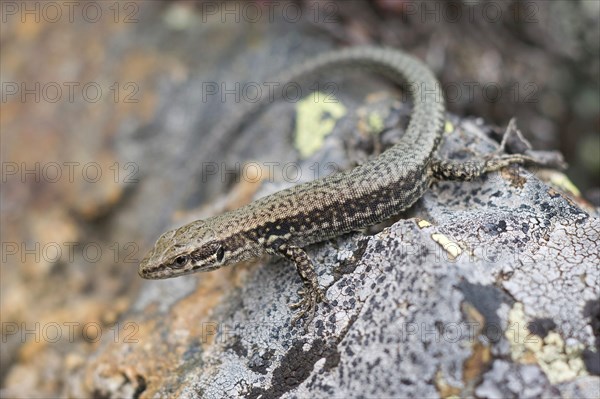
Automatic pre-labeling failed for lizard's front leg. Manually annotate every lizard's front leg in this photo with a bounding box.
[267,242,327,329]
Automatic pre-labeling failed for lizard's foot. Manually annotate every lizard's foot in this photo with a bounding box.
[272,243,328,330]
[290,287,327,330]
[430,118,565,181]
[492,118,565,169]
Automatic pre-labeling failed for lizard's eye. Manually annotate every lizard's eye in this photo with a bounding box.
[173,255,188,268]
[216,246,225,262]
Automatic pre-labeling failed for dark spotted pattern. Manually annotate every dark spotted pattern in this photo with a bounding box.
[139,47,445,324]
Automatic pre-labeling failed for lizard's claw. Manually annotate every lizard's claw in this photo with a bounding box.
[290,287,327,330]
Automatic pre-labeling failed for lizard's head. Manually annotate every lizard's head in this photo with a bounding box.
[139,220,227,279]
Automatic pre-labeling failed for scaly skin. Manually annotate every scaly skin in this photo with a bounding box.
[139,47,537,328]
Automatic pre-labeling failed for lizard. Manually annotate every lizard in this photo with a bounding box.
[138,47,552,328]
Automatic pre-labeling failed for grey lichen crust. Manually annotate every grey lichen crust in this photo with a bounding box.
[150,115,599,399]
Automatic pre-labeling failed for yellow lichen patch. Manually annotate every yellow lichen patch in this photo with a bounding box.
[367,111,385,135]
[507,303,545,364]
[355,96,398,151]
[506,303,588,384]
[431,233,462,260]
[536,332,588,383]
[444,120,454,134]
[546,171,581,197]
[417,219,432,228]
[294,92,347,159]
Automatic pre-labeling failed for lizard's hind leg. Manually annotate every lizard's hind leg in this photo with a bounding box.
[429,118,564,182]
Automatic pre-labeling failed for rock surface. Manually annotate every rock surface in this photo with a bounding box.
[1,2,598,398]
[106,111,598,398]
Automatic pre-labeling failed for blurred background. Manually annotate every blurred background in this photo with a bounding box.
[1,0,598,396]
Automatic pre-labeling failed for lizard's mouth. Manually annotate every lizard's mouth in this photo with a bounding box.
[138,250,170,279]
[138,263,181,279]
[139,254,201,279]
